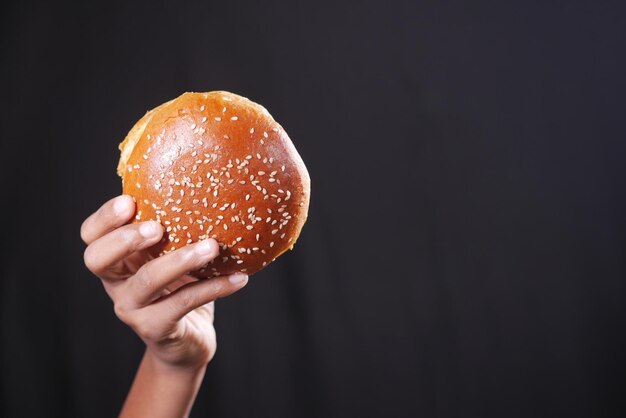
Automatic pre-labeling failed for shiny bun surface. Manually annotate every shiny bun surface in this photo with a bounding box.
[118,91,310,276]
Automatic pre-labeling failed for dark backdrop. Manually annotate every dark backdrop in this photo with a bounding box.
[1,1,625,417]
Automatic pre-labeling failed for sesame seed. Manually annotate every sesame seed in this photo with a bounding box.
[250,128,254,134]
[200,105,205,111]
[215,117,222,121]
[231,116,238,121]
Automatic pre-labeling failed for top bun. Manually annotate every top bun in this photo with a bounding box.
[118,91,310,277]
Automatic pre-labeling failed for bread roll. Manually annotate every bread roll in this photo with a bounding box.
[117,91,310,277]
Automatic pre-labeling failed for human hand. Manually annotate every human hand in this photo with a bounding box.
[81,195,248,371]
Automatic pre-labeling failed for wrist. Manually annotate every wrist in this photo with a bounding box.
[143,348,208,379]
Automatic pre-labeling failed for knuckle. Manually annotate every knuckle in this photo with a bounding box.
[113,301,130,322]
[83,246,100,274]
[119,227,140,247]
[80,219,90,243]
[175,290,196,311]
[133,268,156,294]
[133,316,161,341]
[164,248,195,274]
[175,245,211,269]
[175,246,197,264]
[213,282,230,301]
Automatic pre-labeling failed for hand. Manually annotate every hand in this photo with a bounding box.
[81,195,248,371]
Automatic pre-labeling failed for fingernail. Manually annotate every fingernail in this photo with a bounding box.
[139,221,160,238]
[195,239,216,255]
[114,196,130,216]
[228,273,248,285]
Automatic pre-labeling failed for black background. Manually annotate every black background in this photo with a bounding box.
[1,1,625,417]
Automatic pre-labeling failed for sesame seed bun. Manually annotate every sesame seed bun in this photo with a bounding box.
[118,91,310,277]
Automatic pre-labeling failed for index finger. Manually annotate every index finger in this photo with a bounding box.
[80,195,135,244]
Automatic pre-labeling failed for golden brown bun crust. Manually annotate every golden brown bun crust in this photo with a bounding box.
[118,91,310,277]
